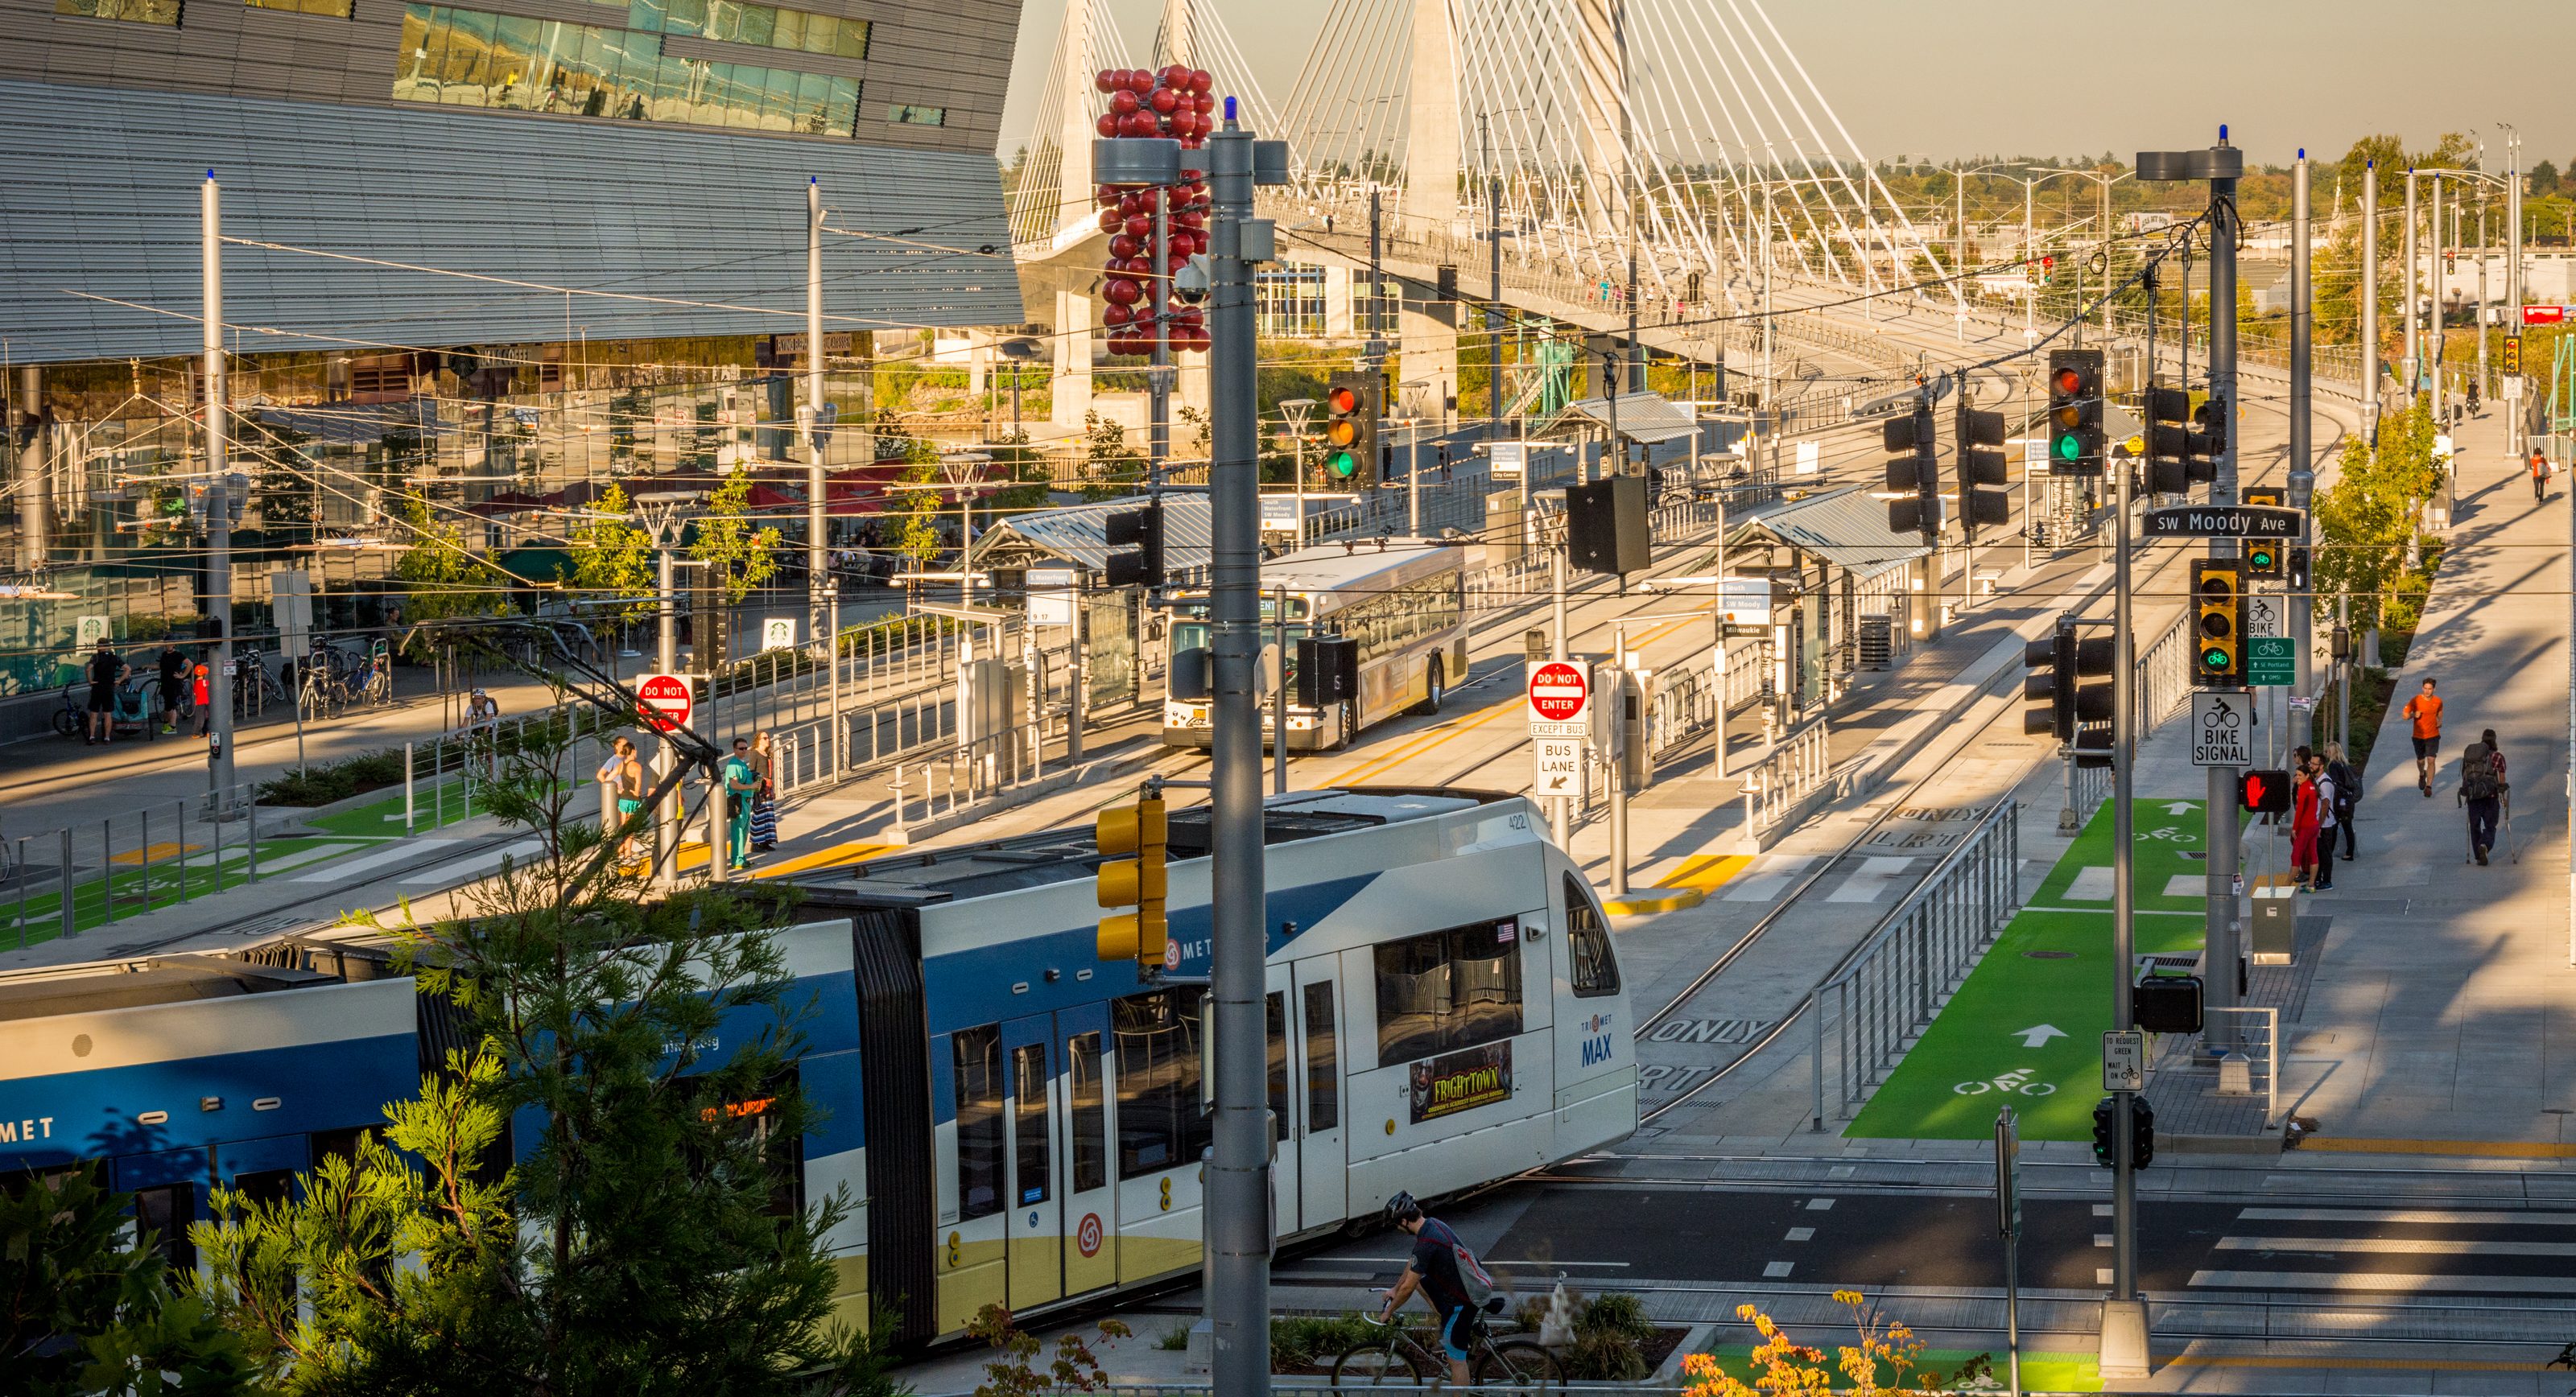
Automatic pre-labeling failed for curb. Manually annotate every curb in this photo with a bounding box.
[1604,887,1707,917]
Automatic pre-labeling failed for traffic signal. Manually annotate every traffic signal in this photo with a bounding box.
[1095,785,1170,966]
[1323,370,1379,487]
[2143,385,2215,494]
[2133,974,2204,1034]
[1104,497,1166,588]
[2193,558,2245,684]
[2504,335,2523,375]
[2237,769,2292,814]
[1882,401,1938,539]
[2091,1094,2155,1169]
[2025,253,2055,286]
[1954,402,2010,539]
[2021,614,2114,742]
[1566,475,1650,576]
[2046,349,2105,476]
[2286,546,2310,591]
[1296,634,1359,707]
[2244,537,2282,580]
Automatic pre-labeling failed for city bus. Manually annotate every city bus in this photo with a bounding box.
[1162,540,1468,751]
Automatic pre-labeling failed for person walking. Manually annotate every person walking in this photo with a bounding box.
[2310,755,2339,892]
[2458,735,2504,865]
[155,642,187,733]
[2400,678,2443,797]
[2534,450,2552,504]
[721,737,759,872]
[83,640,125,745]
[2290,760,2322,891]
[2324,741,2360,862]
[597,736,647,864]
[749,729,778,853]
[191,661,213,738]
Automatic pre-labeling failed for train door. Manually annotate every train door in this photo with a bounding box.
[1001,1015,1062,1313]
[1059,1015,1117,1296]
[1291,957,1346,1230]
[938,1024,1010,1333]
[1261,969,1296,1238]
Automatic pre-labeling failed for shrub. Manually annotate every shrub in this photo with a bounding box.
[1555,1292,1658,1381]
[1269,1313,1383,1370]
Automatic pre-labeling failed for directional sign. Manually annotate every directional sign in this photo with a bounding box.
[2103,1030,2146,1093]
[1533,736,1581,796]
[2143,505,2302,538]
[2247,636,2295,687]
[1527,661,1590,725]
[2013,1024,2066,1049]
[638,673,693,734]
[2190,690,2249,768]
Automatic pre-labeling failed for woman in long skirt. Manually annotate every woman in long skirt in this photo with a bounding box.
[749,728,779,852]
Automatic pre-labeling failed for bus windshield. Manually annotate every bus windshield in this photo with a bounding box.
[1169,620,1307,695]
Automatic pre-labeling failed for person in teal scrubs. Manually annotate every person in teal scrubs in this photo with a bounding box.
[723,737,759,870]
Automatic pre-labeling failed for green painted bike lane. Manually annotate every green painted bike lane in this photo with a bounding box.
[1845,799,2211,1142]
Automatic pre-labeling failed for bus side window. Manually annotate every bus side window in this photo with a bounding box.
[953,1024,1005,1219]
[1563,874,1622,998]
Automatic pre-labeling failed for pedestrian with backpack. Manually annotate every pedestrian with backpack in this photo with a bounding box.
[2309,755,2338,892]
[2324,742,2360,863]
[2459,736,2504,865]
[2290,760,2322,891]
[1378,1191,1499,1388]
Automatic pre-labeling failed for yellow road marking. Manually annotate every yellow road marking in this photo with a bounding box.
[2293,1137,2576,1160]
[752,842,896,879]
[110,842,200,864]
[1657,853,1751,891]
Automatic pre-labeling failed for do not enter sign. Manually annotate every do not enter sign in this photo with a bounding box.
[1527,661,1589,725]
[638,673,693,733]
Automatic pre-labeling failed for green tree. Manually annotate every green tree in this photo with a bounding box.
[2313,396,2446,637]
[1079,411,1144,501]
[390,492,511,655]
[688,468,783,604]
[563,482,657,632]
[190,704,897,1397]
[2,1163,260,1397]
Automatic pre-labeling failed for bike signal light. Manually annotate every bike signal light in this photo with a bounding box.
[2237,769,2292,814]
[2244,538,2281,579]
[2046,348,2104,477]
[1095,787,1170,967]
[2193,558,2245,685]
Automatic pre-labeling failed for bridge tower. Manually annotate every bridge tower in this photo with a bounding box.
[1397,0,1460,428]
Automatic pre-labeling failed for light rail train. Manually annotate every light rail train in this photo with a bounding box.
[0,788,1636,1345]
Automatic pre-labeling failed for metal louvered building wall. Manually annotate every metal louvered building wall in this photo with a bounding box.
[0,0,1024,362]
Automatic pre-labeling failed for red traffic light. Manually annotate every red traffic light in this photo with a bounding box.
[1326,385,1358,414]
[2053,365,2087,397]
[2237,769,2292,814]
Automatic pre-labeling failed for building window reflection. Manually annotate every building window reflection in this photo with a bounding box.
[395,3,861,138]
[56,0,181,23]
[888,104,943,126]
[627,0,869,61]
[248,0,353,14]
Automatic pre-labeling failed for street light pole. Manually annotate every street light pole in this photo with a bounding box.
[2405,171,2418,398]
[806,178,829,663]
[2290,152,2314,700]
[2363,163,2378,438]
[202,171,237,818]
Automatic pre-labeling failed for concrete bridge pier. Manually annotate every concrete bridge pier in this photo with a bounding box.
[1051,287,1094,431]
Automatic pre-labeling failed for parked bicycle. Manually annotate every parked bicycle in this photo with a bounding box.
[1328,1312,1562,1390]
[52,676,159,741]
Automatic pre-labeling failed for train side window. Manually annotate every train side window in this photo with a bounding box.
[1266,991,1290,1137]
[1113,989,1211,1180]
[1302,982,1339,1133]
[953,1025,1005,1220]
[1374,917,1525,1065]
[133,1182,197,1272]
[1067,1031,1108,1193]
[1010,1042,1052,1207]
[1563,875,1622,998]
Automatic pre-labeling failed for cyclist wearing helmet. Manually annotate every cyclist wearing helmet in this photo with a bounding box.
[1377,1192,1474,1388]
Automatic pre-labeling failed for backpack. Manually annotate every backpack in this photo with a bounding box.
[1417,1217,1501,1308]
[2461,745,2499,802]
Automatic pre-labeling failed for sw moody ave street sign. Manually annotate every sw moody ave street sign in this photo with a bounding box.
[2143,505,2302,538]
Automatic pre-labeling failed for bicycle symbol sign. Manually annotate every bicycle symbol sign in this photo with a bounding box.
[1954,1067,2058,1098]
[2190,692,2249,768]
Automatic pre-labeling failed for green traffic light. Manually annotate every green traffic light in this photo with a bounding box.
[2054,433,2081,462]
[2201,646,2230,668]
[1326,451,1357,478]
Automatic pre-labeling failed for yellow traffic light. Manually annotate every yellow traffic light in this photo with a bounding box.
[2194,559,2244,684]
[1096,789,1169,966]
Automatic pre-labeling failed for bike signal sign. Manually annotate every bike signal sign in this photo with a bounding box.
[637,673,693,734]
[1526,661,1589,726]
[2190,690,2248,768]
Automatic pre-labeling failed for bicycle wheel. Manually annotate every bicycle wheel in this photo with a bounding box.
[1328,1336,1431,1387]
[1473,1338,1564,1391]
[52,703,79,737]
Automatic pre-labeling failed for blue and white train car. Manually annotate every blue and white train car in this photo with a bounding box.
[0,788,1637,1347]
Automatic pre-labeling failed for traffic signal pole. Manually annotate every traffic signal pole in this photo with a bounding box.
[2107,278,2144,1380]
[2290,153,2314,698]
[202,172,238,820]
[2207,136,2244,1063]
[1205,104,1282,1397]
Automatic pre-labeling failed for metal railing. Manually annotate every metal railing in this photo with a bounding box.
[1739,719,1834,841]
[2133,612,2192,733]
[1813,797,2023,1112]
[4,783,266,950]
[2202,1005,2282,1129]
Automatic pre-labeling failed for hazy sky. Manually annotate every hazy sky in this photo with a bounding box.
[995,0,2575,171]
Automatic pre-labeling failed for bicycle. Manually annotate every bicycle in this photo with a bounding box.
[1328,1308,1562,1390]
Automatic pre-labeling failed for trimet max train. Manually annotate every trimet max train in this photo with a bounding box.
[0,788,1637,1345]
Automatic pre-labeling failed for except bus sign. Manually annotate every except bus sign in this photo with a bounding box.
[2523,305,2570,327]
[637,673,693,733]
[1527,661,1589,725]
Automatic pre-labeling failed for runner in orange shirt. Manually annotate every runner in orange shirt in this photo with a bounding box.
[2400,677,2443,797]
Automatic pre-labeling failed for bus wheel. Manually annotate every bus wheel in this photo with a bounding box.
[1414,661,1443,716]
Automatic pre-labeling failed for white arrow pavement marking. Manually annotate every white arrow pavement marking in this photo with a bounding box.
[2163,802,2198,814]
[2014,1024,2067,1048]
